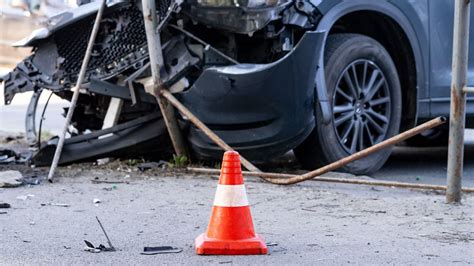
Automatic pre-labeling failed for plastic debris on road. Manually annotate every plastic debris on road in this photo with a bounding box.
[140,246,183,255]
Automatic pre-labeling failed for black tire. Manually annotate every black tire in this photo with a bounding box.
[405,128,449,147]
[295,34,402,175]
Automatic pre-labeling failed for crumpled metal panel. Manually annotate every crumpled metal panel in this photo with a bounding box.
[180,31,325,160]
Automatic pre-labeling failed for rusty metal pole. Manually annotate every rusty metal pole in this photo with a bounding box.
[141,0,188,157]
[447,0,471,203]
[189,117,448,186]
[188,167,474,193]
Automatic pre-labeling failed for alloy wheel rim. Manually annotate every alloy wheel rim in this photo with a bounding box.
[332,59,391,154]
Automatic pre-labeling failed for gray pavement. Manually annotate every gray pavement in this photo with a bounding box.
[0,168,473,265]
[1,103,474,264]
[376,144,474,188]
[0,104,66,135]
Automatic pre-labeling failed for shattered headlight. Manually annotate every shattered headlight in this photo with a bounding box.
[197,0,280,8]
[188,0,290,34]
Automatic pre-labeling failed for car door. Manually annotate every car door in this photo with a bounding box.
[429,0,474,117]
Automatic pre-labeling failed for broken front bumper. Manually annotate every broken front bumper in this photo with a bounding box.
[179,31,325,160]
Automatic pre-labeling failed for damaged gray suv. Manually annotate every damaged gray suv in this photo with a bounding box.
[0,0,464,174]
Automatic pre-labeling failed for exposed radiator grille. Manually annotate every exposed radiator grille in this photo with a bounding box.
[54,1,170,85]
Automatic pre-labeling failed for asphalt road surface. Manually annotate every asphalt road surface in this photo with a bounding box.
[1,97,474,264]
[2,97,474,188]
[375,144,474,188]
[0,165,473,264]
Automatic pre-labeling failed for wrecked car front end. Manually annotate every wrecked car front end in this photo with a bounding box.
[1,0,325,165]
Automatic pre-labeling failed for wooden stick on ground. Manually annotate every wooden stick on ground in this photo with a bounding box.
[142,0,188,158]
[161,90,261,172]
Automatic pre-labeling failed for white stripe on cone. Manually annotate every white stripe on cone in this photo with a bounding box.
[213,184,249,207]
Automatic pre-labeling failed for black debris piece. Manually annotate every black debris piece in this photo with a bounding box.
[83,240,116,253]
[22,175,43,185]
[0,149,17,164]
[41,203,70,207]
[0,149,30,164]
[84,240,95,249]
[141,246,183,255]
[0,203,11,208]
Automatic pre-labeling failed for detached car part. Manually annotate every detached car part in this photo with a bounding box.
[32,113,173,166]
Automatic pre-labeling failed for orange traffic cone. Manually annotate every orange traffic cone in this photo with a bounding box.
[195,151,268,255]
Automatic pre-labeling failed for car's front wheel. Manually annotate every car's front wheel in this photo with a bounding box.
[295,34,402,175]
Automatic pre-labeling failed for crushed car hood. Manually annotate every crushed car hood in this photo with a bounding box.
[13,0,129,47]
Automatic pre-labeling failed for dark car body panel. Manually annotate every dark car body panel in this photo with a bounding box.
[179,31,324,160]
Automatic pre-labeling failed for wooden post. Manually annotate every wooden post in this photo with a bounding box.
[141,0,188,157]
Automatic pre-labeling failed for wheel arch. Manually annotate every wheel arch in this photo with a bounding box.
[314,0,429,131]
